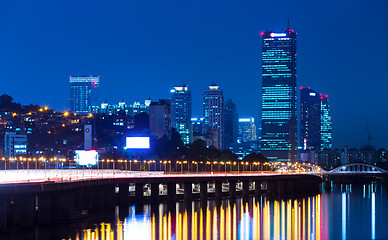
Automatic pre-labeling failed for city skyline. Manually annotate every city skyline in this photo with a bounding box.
[0,1,387,148]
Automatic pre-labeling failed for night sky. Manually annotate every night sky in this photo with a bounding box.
[0,0,387,148]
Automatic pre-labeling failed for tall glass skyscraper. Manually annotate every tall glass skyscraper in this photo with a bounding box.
[300,87,321,150]
[224,99,238,148]
[203,84,224,149]
[70,76,100,115]
[260,28,297,161]
[320,94,332,150]
[170,84,192,145]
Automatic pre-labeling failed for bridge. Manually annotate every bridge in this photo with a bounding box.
[0,169,321,230]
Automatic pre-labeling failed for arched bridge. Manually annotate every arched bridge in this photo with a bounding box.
[328,163,388,174]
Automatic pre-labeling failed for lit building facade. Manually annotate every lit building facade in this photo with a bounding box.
[238,118,257,143]
[203,84,224,149]
[70,76,100,115]
[170,85,192,145]
[300,87,321,150]
[4,132,27,158]
[260,28,297,161]
[223,99,238,148]
[320,94,332,150]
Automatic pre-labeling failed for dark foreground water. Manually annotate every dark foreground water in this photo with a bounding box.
[5,183,388,240]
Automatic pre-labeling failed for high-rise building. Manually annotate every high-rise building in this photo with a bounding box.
[170,84,192,145]
[260,27,297,161]
[224,99,238,148]
[149,99,171,139]
[320,94,332,150]
[70,75,100,115]
[203,84,224,149]
[300,87,321,150]
[238,118,257,143]
[4,132,27,158]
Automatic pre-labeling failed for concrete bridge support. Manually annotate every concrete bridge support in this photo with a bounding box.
[0,198,7,231]
[151,183,159,203]
[91,186,104,210]
[215,181,223,200]
[167,182,176,202]
[184,182,192,201]
[37,193,52,225]
[200,182,208,200]
[229,181,236,198]
[14,194,34,227]
[119,183,129,206]
[103,184,116,208]
[135,183,144,203]
[255,181,262,197]
[242,181,250,198]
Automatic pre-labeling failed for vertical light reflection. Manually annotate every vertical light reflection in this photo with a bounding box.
[342,192,346,240]
[221,205,225,240]
[101,223,105,240]
[200,208,203,240]
[233,203,237,240]
[274,200,279,239]
[281,200,285,240]
[192,203,197,240]
[206,207,211,240]
[177,211,182,240]
[316,195,321,240]
[226,203,231,240]
[308,197,311,240]
[183,210,188,240]
[213,206,218,240]
[117,220,123,240]
[245,203,249,240]
[263,201,270,240]
[253,201,257,240]
[168,212,172,240]
[164,214,168,240]
[371,190,375,240]
[293,200,298,240]
[302,198,306,240]
[287,200,291,240]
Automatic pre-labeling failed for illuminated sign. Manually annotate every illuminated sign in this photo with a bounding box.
[270,33,287,37]
[239,118,254,123]
[309,93,316,96]
[75,150,98,166]
[125,137,150,149]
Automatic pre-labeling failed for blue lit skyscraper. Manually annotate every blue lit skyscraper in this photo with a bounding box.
[203,84,224,149]
[170,84,192,145]
[320,94,332,150]
[260,27,297,161]
[300,87,321,150]
[70,75,100,115]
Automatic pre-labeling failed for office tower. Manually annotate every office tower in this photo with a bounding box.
[260,27,297,161]
[69,75,100,115]
[149,99,171,139]
[4,132,27,158]
[320,94,332,150]
[300,87,321,150]
[238,118,257,143]
[224,99,238,148]
[170,85,192,145]
[203,84,224,149]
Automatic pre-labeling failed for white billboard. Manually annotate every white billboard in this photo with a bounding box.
[125,137,150,149]
[75,150,99,166]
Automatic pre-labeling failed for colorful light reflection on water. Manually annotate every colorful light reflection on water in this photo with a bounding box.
[68,183,388,240]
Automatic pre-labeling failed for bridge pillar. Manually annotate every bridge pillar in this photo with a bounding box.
[200,182,208,200]
[229,181,236,198]
[255,181,262,197]
[242,181,250,198]
[0,198,7,231]
[135,183,144,203]
[37,193,52,225]
[14,194,34,227]
[91,185,104,210]
[277,180,286,196]
[215,181,223,201]
[184,182,192,201]
[119,183,129,206]
[266,181,277,196]
[151,183,160,203]
[103,184,116,208]
[285,179,295,195]
[167,182,176,202]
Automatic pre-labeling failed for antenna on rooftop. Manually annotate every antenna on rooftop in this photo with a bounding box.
[287,18,290,31]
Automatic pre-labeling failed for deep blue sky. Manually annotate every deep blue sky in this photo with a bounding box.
[0,0,387,148]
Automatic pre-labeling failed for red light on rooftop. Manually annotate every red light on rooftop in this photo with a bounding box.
[90,75,92,77]
[260,32,264,36]
[69,75,71,78]
[308,87,311,89]
[300,87,303,90]
[325,94,328,97]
